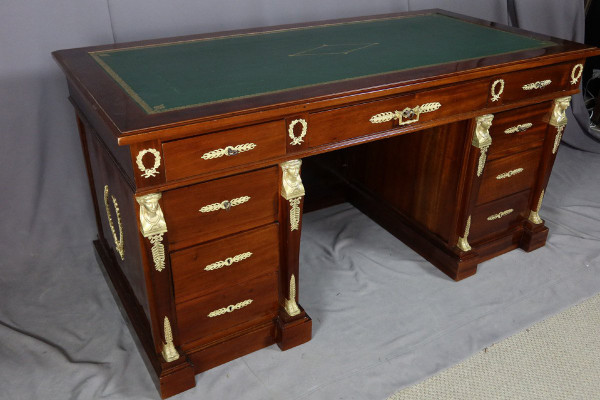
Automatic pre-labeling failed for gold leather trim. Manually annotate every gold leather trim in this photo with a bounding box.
[289,42,379,56]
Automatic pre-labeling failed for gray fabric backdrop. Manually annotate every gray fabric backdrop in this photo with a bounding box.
[1,1,599,399]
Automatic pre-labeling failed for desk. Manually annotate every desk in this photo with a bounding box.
[53,10,599,398]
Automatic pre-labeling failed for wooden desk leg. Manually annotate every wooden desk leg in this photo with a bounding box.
[449,114,495,280]
[276,160,312,351]
[521,96,571,251]
[135,193,196,399]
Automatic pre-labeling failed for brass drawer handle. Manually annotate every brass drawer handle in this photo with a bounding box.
[522,80,551,90]
[496,168,524,180]
[370,102,441,125]
[204,252,253,271]
[487,209,514,221]
[199,196,251,213]
[504,123,533,134]
[208,299,253,318]
[201,143,256,160]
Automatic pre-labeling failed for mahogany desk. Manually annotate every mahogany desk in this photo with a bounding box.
[53,10,599,398]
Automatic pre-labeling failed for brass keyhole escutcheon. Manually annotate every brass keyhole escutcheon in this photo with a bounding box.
[226,146,239,156]
[402,108,415,119]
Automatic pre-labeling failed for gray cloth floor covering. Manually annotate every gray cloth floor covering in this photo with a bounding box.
[388,292,600,399]
[2,145,600,400]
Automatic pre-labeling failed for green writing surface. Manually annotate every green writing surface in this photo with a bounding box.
[91,14,553,114]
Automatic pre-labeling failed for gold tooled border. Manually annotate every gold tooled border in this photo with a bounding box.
[91,53,155,113]
[89,14,555,115]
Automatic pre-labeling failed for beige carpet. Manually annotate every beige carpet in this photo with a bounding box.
[388,293,600,400]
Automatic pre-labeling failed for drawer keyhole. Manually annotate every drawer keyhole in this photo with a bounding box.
[402,108,416,119]
[226,146,240,156]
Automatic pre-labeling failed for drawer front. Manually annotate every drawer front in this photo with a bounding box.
[488,102,551,160]
[491,63,569,105]
[470,190,530,243]
[171,224,280,303]
[163,121,285,181]
[477,147,542,206]
[176,272,278,345]
[309,81,488,147]
[163,167,279,249]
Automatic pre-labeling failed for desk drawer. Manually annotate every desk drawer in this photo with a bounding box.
[171,224,279,303]
[163,167,279,249]
[491,63,569,105]
[309,81,488,147]
[488,102,551,160]
[470,190,530,243]
[176,272,278,345]
[477,147,542,205]
[163,121,285,181]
